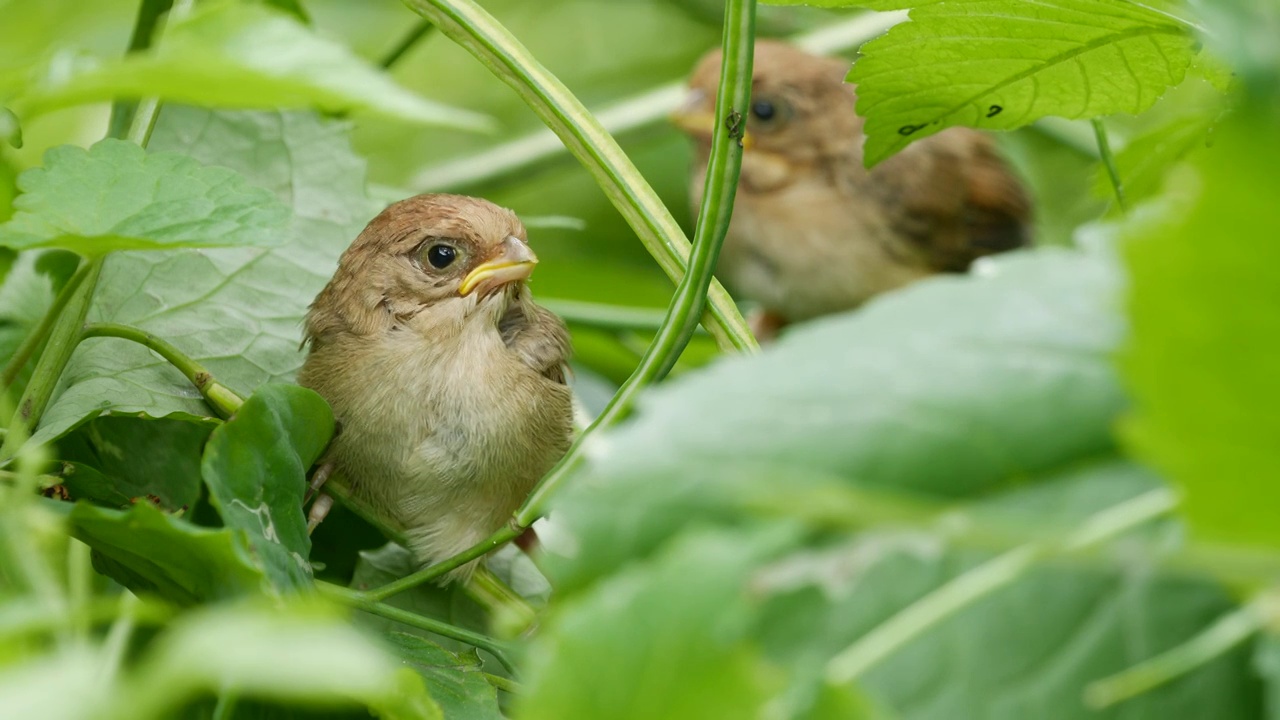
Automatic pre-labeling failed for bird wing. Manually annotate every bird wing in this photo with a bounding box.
[499,295,572,385]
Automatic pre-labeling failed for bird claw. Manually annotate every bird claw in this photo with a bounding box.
[307,492,334,535]
[304,457,335,504]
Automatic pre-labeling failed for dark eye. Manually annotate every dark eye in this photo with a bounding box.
[750,100,777,121]
[425,244,456,269]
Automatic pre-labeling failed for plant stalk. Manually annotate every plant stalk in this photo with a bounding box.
[0,259,91,391]
[1092,118,1128,213]
[381,19,436,68]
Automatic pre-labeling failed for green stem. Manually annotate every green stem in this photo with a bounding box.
[1085,593,1276,708]
[80,323,243,418]
[106,0,175,139]
[824,488,1178,684]
[317,582,516,673]
[401,0,756,354]
[322,473,409,547]
[1091,118,1128,213]
[1,260,90,392]
[482,672,522,694]
[540,298,704,334]
[381,19,436,68]
[365,0,758,602]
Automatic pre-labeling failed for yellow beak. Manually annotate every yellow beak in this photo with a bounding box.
[459,236,538,297]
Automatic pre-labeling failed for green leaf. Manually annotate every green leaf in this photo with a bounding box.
[28,108,370,449]
[0,139,290,254]
[382,632,503,720]
[57,415,213,510]
[845,0,1200,166]
[123,601,442,720]
[1090,112,1217,207]
[14,2,493,132]
[201,384,333,593]
[67,501,265,604]
[548,250,1126,591]
[1120,99,1280,549]
[0,252,56,401]
[519,530,792,720]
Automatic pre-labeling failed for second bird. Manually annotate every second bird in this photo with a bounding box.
[674,40,1033,339]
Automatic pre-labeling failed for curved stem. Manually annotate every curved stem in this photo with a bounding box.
[1,260,90,391]
[1092,118,1128,213]
[317,581,516,673]
[80,323,243,417]
[367,0,758,602]
[401,0,757,354]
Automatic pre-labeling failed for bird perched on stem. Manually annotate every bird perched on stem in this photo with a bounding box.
[673,40,1032,340]
[299,194,573,582]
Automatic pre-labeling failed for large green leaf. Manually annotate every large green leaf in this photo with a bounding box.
[29,108,371,448]
[67,501,265,604]
[547,249,1125,591]
[0,139,290,254]
[1119,100,1280,549]
[518,529,795,720]
[13,2,493,132]
[201,384,333,593]
[383,632,503,720]
[836,0,1199,166]
[57,415,212,509]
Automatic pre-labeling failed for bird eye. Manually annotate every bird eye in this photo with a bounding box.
[424,243,457,269]
[748,96,792,132]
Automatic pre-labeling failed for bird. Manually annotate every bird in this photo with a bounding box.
[672,40,1032,340]
[298,193,573,582]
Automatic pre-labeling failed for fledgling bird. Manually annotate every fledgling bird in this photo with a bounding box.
[298,194,573,581]
[673,40,1032,339]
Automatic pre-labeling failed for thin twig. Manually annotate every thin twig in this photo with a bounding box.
[1092,118,1128,213]
[381,19,436,68]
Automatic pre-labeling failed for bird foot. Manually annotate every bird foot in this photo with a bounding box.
[307,493,334,535]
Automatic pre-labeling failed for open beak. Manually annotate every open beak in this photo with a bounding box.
[459,236,538,297]
[669,89,753,149]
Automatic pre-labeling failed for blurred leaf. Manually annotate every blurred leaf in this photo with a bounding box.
[1120,99,1280,549]
[548,250,1125,591]
[0,252,56,401]
[28,107,372,448]
[57,416,213,509]
[1256,633,1280,720]
[383,632,503,720]
[1091,112,1218,207]
[841,0,1199,166]
[14,3,493,132]
[67,501,264,604]
[519,529,794,720]
[0,150,15,220]
[201,384,333,593]
[122,601,442,720]
[0,647,107,720]
[0,139,290,254]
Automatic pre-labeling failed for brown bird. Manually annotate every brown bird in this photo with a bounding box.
[673,40,1032,339]
[298,194,573,581]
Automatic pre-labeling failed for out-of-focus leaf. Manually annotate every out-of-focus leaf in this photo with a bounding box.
[0,647,107,720]
[548,250,1125,591]
[67,501,264,604]
[1120,99,1280,549]
[28,108,372,449]
[201,384,332,593]
[1256,633,1280,720]
[383,632,503,720]
[0,139,290,254]
[0,151,16,221]
[1091,112,1218,207]
[0,252,56,403]
[120,601,442,720]
[519,529,794,720]
[56,416,212,510]
[841,0,1199,166]
[14,3,493,131]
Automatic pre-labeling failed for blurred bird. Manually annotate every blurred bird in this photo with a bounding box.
[299,194,573,581]
[673,40,1032,339]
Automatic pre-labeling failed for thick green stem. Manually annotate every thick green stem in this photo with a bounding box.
[401,0,756,354]
[1,260,90,391]
[381,19,436,68]
[317,582,516,673]
[80,323,243,418]
[540,298,702,334]
[1092,118,1128,213]
[106,0,175,139]
[367,0,758,602]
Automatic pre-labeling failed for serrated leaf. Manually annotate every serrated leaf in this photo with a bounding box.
[13,2,493,132]
[1120,99,1280,549]
[383,632,503,720]
[67,501,265,604]
[846,0,1200,166]
[201,384,333,593]
[548,250,1125,592]
[0,139,290,254]
[28,108,371,449]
